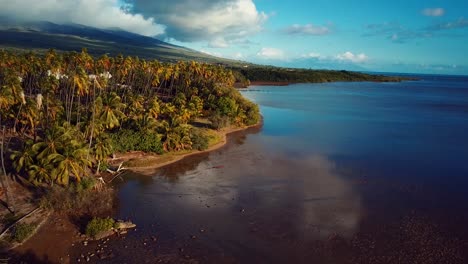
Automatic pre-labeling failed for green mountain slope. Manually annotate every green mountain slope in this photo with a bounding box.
[0,21,246,65]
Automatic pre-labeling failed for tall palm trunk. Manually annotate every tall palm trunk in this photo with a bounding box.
[0,121,15,214]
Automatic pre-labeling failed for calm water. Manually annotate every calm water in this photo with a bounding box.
[97,75,468,263]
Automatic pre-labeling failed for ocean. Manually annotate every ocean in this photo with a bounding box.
[102,74,468,263]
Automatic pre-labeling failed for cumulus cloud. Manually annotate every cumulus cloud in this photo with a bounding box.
[336,52,369,63]
[422,8,445,17]
[282,23,331,36]
[0,0,165,36]
[257,47,285,60]
[124,0,267,45]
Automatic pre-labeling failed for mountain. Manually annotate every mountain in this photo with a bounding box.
[0,19,245,65]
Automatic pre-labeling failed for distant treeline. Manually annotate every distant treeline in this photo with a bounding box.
[231,67,412,87]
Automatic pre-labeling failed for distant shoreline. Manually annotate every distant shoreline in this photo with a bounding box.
[249,81,291,86]
[235,76,416,88]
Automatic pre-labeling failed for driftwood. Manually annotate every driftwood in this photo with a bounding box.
[107,163,127,183]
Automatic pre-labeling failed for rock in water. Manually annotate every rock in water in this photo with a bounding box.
[115,221,136,230]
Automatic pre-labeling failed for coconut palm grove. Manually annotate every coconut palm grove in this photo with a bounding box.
[0,49,260,187]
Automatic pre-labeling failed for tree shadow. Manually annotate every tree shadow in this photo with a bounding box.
[68,213,93,235]
[189,120,212,129]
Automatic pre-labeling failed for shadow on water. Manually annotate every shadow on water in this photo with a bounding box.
[2,250,53,264]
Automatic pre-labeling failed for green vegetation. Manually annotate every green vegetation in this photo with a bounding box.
[1,49,260,188]
[39,178,113,215]
[232,66,410,85]
[109,129,163,154]
[85,217,115,237]
[190,128,210,151]
[12,223,36,242]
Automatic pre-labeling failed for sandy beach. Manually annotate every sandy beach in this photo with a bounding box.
[111,123,261,176]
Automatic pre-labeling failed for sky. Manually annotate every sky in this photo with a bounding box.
[1,0,467,75]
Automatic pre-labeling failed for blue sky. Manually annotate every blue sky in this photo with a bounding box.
[179,0,468,75]
[2,0,467,74]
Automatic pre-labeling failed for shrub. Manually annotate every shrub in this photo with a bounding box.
[85,217,115,237]
[109,129,163,154]
[245,103,260,125]
[12,223,36,242]
[208,112,230,129]
[190,130,209,151]
[39,184,113,216]
[75,176,96,192]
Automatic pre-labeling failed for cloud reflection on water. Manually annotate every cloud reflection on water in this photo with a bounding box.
[135,133,363,242]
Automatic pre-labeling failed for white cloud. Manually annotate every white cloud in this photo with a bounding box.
[257,47,285,60]
[0,0,165,36]
[283,23,331,36]
[301,52,322,59]
[125,0,267,44]
[336,51,369,63]
[422,8,445,17]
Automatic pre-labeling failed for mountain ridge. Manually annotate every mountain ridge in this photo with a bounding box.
[0,19,247,65]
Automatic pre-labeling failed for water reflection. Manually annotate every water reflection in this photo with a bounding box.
[110,78,468,263]
[118,129,362,260]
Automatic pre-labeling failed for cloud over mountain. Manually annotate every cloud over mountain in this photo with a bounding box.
[336,52,368,63]
[257,47,285,60]
[0,0,165,36]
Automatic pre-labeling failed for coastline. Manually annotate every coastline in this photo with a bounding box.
[7,122,261,263]
[248,81,291,86]
[111,122,262,176]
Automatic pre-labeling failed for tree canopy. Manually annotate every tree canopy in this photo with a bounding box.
[1,49,260,186]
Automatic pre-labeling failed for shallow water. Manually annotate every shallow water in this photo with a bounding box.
[97,75,468,263]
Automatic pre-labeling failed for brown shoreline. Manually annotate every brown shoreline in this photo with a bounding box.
[113,122,262,176]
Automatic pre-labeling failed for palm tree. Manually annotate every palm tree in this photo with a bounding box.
[27,162,54,185]
[10,140,36,174]
[33,125,72,160]
[48,141,90,185]
[92,135,113,175]
[148,98,160,120]
[96,92,126,129]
